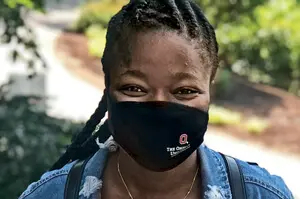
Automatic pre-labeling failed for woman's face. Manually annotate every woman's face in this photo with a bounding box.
[109,31,212,111]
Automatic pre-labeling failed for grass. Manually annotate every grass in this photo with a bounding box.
[209,105,269,135]
[244,117,269,135]
[209,105,242,126]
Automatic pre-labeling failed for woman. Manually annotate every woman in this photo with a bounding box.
[19,0,293,198]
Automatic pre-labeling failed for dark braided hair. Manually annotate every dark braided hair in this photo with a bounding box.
[50,0,218,170]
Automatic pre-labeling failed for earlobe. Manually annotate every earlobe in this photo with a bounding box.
[210,74,216,84]
[210,67,218,84]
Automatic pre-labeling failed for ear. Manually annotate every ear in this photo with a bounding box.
[210,67,218,84]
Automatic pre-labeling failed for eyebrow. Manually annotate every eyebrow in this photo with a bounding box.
[120,70,200,81]
[120,70,148,80]
[173,72,199,81]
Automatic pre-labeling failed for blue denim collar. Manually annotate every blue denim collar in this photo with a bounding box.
[78,143,232,199]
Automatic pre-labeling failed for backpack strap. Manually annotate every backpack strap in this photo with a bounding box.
[64,158,90,199]
[220,153,247,199]
[64,153,246,199]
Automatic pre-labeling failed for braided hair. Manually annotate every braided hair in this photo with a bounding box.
[50,0,218,170]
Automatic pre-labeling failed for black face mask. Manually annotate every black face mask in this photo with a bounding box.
[108,98,209,172]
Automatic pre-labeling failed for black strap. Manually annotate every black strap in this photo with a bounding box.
[221,154,247,199]
[64,159,90,199]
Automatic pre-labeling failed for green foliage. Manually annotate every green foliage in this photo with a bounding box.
[0,93,82,199]
[85,25,107,58]
[0,1,75,198]
[209,105,242,126]
[197,0,300,96]
[71,0,128,58]
[72,0,128,33]
[209,104,269,135]
[0,0,46,75]
[4,0,34,8]
[254,1,300,94]
[213,69,234,98]
[3,0,43,9]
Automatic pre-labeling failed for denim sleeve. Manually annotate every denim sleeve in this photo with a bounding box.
[18,161,76,199]
[238,160,294,199]
[245,176,294,199]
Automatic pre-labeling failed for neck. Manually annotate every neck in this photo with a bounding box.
[116,149,200,197]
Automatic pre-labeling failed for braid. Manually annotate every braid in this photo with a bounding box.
[73,89,108,144]
[175,0,199,37]
[189,1,219,79]
[51,0,219,170]
[102,0,218,76]
[50,90,108,170]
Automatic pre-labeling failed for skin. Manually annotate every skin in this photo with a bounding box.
[101,31,213,199]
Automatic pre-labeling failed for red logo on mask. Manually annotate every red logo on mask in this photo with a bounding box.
[179,134,188,145]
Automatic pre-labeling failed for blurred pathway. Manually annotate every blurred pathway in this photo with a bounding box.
[0,3,299,198]
[27,10,103,121]
[1,4,103,121]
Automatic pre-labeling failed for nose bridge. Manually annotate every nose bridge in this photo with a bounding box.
[151,89,170,101]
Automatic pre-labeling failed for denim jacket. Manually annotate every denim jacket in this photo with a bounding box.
[19,137,294,199]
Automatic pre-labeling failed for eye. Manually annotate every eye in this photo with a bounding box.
[173,87,201,100]
[119,85,147,97]
[177,89,198,94]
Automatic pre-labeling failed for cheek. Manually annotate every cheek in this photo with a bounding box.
[110,89,145,102]
[108,87,123,101]
[109,87,146,103]
[185,93,210,112]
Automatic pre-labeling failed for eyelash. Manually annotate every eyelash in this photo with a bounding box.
[120,85,144,91]
[174,88,200,95]
[120,85,200,95]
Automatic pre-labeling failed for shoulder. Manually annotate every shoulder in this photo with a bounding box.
[202,146,293,199]
[19,137,116,199]
[236,159,294,199]
[18,161,77,199]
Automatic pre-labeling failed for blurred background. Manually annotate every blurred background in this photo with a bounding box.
[0,0,299,198]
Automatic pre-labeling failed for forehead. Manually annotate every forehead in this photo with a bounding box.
[111,31,209,81]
